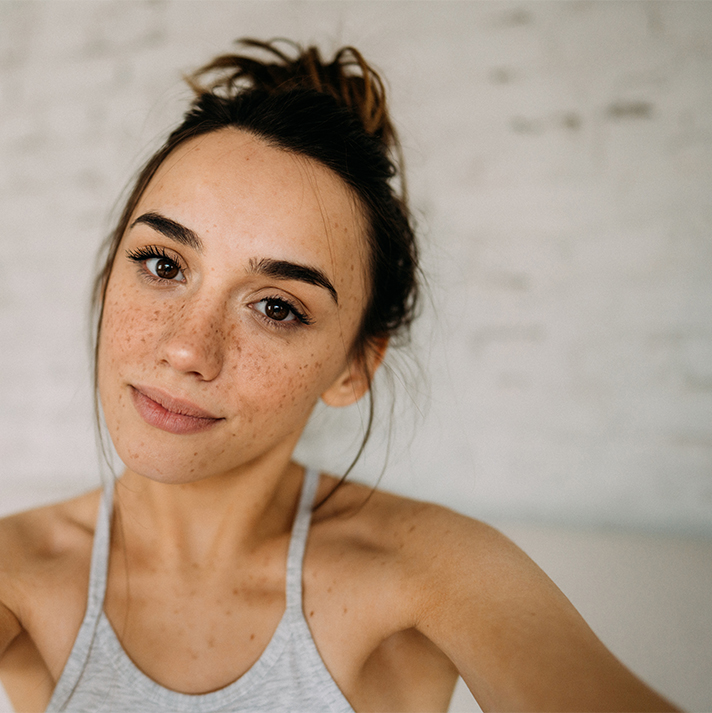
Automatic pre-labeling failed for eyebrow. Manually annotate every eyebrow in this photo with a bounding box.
[130,212,203,252]
[249,257,338,304]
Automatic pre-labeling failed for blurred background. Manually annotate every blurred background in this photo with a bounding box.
[1,1,711,710]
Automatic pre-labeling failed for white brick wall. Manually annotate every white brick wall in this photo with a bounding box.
[1,1,711,531]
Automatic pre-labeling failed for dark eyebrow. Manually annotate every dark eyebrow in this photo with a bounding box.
[249,257,338,304]
[130,212,203,252]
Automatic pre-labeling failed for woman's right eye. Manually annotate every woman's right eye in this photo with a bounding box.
[145,256,183,281]
[126,246,186,283]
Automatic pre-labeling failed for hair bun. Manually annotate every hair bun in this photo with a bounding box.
[186,38,395,147]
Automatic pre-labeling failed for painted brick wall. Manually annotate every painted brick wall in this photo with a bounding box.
[1,0,711,534]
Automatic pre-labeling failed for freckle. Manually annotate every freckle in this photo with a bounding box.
[309,610,314,617]
[233,588,239,595]
[343,607,348,614]
[250,633,255,640]
[193,452,198,456]
[327,587,332,593]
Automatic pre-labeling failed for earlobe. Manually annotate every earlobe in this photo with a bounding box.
[321,337,388,408]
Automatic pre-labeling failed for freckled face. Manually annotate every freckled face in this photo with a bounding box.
[98,129,370,483]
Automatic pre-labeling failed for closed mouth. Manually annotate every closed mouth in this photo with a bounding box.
[130,385,223,435]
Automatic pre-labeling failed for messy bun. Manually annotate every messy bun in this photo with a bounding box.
[93,39,420,488]
[187,39,397,146]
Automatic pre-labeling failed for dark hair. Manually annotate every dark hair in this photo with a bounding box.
[93,39,419,492]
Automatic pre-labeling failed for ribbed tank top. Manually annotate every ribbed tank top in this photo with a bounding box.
[46,469,355,712]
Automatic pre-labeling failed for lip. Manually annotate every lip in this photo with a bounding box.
[129,384,223,435]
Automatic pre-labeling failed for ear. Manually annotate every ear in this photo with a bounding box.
[321,337,388,408]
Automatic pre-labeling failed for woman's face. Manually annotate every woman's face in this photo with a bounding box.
[98,129,371,483]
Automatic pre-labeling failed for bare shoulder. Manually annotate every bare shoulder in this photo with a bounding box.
[315,475,515,577]
[0,490,101,623]
[311,475,528,627]
[0,490,101,564]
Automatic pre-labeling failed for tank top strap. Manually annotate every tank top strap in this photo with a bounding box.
[45,481,114,711]
[285,468,320,611]
[86,481,114,614]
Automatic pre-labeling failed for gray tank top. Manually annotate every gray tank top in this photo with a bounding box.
[46,469,355,712]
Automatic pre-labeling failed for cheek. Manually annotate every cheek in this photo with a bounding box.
[221,344,336,417]
[99,286,160,373]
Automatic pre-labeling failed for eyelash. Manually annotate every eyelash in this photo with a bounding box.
[125,245,312,329]
[126,245,186,283]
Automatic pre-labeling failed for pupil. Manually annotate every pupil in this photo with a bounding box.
[265,300,289,320]
[156,258,178,279]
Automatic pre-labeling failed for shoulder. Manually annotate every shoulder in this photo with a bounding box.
[312,476,566,659]
[315,475,512,563]
[312,476,522,614]
[323,483,568,642]
[0,490,101,625]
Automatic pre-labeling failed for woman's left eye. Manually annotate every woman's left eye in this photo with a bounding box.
[252,297,311,326]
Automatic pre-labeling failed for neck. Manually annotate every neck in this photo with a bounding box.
[112,457,307,567]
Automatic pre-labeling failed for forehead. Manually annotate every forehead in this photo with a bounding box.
[133,129,369,298]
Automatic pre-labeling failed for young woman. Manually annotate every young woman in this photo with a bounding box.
[0,39,677,713]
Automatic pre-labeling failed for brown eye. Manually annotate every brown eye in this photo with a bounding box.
[252,297,310,327]
[264,299,291,321]
[155,257,180,279]
[126,247,186,283]
[141,255,184,281]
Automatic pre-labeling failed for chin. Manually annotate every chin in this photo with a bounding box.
[118,453,211,485]
[109,427,225,485]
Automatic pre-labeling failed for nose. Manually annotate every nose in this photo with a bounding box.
[158,296,227,381]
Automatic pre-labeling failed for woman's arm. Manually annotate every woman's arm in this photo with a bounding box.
[0,602,22,662]
[0,518,24,662]
[409,507,679,712]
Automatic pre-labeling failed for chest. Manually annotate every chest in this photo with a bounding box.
[99,538,409,695]
[18,509,456,712]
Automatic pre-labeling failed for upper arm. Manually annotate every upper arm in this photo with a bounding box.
[0,514,39,661]
[409,509,678,712]
[0,601,22,660]
[0,520,23,659]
